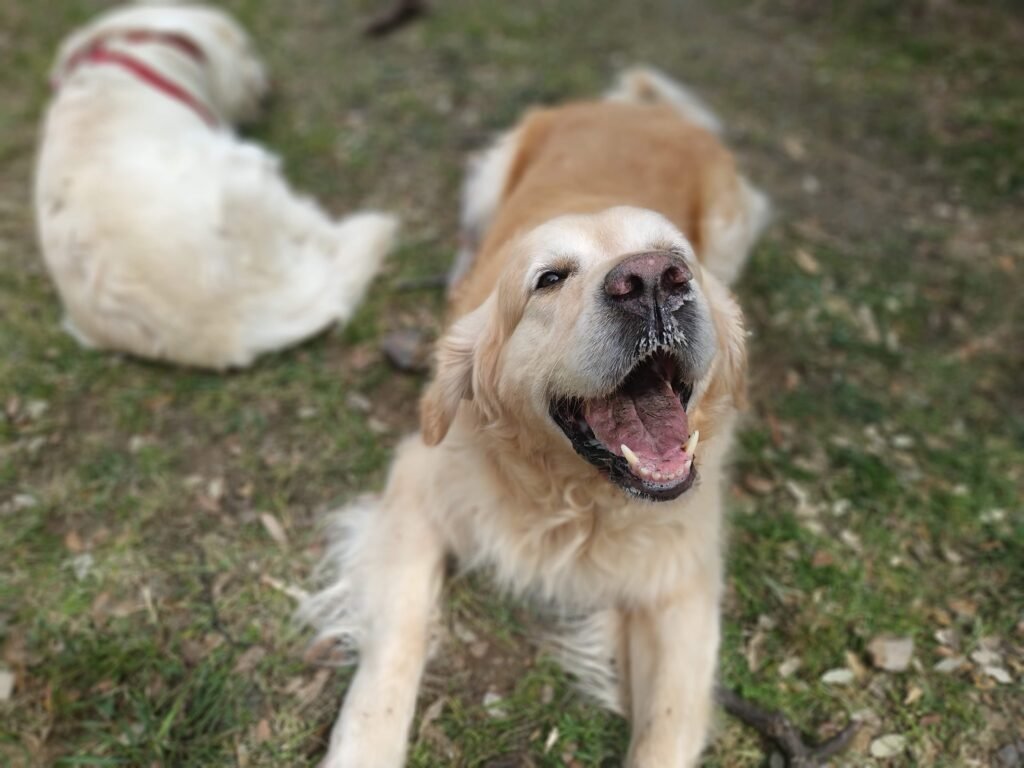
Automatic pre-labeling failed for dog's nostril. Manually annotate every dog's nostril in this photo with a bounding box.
[606,272,643,298]
[662,264,691,291]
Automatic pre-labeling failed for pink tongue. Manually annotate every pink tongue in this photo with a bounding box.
[584,375,690,478]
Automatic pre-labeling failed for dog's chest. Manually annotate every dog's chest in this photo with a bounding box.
[449,492,716,609]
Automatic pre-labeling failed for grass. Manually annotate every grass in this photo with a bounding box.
[1,0,1022,766]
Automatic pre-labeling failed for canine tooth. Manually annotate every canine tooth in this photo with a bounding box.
[683,430,700,457]
[620,444,641,471]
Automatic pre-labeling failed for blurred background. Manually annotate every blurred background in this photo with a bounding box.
[1,1,1021,765]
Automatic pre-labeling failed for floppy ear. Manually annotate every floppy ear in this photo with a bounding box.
[419,301,493,446]
[704,276,749,411]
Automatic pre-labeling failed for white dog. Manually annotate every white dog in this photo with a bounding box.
[302,68,768,767]
[35,3,397,369]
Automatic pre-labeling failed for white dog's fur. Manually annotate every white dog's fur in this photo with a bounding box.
[302,68,767,768]
[35,3,397,368]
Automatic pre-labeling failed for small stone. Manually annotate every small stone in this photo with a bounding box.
[870,734,907,758]
[996,742,1021,768]
[890,433,914,449]
[821,668,855,685]
[381,328,432,373]
[12,494,37,511]
[934,656,966,674]
[483,690,505,718]
[25,399,49,419]
[70,553,94,581]
[868,635,914,672]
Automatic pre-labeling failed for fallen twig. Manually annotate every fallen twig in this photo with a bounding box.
[717,685,861,767]
[364,0,428,37]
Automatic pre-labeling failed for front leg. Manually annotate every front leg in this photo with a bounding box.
[312,441,446,768]
[624,574,721,768]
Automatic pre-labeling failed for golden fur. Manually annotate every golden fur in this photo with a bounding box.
[302,67,768,768]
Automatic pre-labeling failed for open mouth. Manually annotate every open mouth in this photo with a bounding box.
[550,349,699,501]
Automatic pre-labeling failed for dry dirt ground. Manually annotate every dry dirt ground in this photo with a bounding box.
[1,1,1022,766]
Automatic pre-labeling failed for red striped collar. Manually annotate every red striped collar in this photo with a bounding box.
[55,30,219,128]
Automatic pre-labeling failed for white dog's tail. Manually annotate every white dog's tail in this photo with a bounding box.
[605,66,724,136]
[233,211,397,366]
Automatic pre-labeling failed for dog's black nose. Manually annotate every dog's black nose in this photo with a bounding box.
[603,251,692,315]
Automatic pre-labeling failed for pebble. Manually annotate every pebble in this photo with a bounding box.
[482,690,506,718]
[997,742,1022,768]
[381,328,432,373]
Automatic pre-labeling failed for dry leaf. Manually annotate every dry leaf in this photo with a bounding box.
[934,656,966,674]
[868,635,915,672]
[254,718,271,744]
[792,248,820,275]
[870,734,907,758]
[904,685,924,706]
[233,646,266,674]
[296,668,331,707]
[0,669,14,701]
[811,550,835,568]
[778,657,801,678]
[64,531,84,553]
[417,696,447,742]
[259,513,289,547]
[948,598,977,618]
[821,668,854,685]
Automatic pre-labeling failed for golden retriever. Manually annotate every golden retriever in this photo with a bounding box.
[36,4,397,368]
[302,67,768,767]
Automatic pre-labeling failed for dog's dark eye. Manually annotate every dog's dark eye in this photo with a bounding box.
[535,270,567,290]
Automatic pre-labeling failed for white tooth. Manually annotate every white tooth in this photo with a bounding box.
[620,444,641,471]
[683,430,700,457]
[653,472,664,482]
[639,466,651,478]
